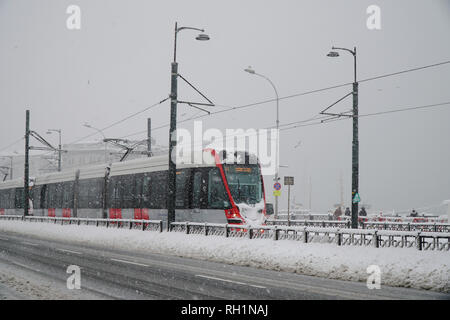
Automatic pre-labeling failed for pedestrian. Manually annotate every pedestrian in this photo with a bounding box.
[410,209,418,217]
[359,206,367,216]
[344,207,351,216]
[333,206,342,220]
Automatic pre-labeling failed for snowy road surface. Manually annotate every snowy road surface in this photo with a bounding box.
[0,230,448,300]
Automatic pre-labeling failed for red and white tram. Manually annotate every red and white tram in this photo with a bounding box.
[0,149,269,226]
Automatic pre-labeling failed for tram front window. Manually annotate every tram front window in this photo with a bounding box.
[208,168,231,209]
[224,165,263,205]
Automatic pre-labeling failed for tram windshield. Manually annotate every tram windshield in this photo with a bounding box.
[223,164,263,205]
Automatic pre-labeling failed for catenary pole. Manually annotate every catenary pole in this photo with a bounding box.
[24,110,30,216]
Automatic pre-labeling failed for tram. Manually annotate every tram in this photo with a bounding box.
[0,149,268,226]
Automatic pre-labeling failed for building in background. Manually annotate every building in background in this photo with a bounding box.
[0,139,165,180]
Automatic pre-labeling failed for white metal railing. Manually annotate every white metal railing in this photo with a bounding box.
[1,215,449,251]
[169,221,450,251]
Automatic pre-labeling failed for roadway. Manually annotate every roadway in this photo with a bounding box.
[0,230,448,300]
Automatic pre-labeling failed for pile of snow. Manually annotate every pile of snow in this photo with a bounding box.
[0,220,449,292]
[236,200,266,226]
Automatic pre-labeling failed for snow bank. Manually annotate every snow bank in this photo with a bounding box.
[0,220,449,293]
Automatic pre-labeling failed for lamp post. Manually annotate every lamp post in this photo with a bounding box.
[46,129,62,171]
[83,123,108,163]
[327,46,359,229]
[167,22,210,229]
[244,66,280,218]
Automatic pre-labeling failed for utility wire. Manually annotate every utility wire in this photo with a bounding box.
[156,100,450,153]
[69,97,169,144]
[116,60,450,140]
[279,101,450,131]
[0,136,24,153]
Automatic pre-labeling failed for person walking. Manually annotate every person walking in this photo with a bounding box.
[344,207,351,216]
[359,206,367,216]
[333,206,342,220]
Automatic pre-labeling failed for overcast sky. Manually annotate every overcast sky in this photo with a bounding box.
[1,0,449,213]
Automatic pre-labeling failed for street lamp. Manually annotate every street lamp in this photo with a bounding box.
[83,123,108,163]
[244,66,280,218]
[46,129,62,171]
[327,46,359,229]
[167,22,210,229]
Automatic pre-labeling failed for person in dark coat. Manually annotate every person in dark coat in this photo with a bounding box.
[410,209,418,217]
[359,207,367,216]
[344,207,351,216]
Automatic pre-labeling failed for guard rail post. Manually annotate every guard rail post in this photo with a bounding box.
[417,232,423,251]
[373,230,379,248]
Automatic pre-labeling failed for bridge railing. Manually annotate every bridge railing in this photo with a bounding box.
[169,222,450,251]
[0,215,163,232]
[267,218,450,233]
[1,215,449,251]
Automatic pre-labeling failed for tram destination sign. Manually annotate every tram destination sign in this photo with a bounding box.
[284,176,294,185]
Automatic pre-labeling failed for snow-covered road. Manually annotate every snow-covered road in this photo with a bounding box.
[0,220,449,295]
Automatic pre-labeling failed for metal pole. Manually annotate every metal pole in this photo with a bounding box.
[24,110,30,217]
[287,185,291,225]
[147,118,152,157]
[275,87,279,219]
[351,47,359,229]
[167,23,178,230]
[253,73,279,218]
[58,130,62,171]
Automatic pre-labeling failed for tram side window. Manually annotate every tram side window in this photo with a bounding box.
[78,180,89,208]
[142,173,151,208]
[120,174,137,209]
[207,168,230,209]
[107,176,121,208]
[15,188,24,209]
[47,184,55,208]
[176,170,188,208]
[55,183,63,208]
[62,182,74,208]
[32,185,41,209]
[40,185,47,209]
[134,173,143,208]
[150,171,167,209]
[78,178,103,208]
[192,170,207,209]
[0,190,10,209]
[89,178,103,209]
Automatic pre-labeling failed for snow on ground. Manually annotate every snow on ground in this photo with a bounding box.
[0,220,449,293]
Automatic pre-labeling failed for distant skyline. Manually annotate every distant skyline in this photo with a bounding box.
[1,0,449,212]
